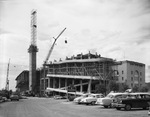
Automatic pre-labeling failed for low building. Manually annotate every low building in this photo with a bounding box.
[15,70,41,95]
[15,70,29,93]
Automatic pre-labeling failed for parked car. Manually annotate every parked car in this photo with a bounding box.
[96,92,129,108]
[73,93,91,104]
[114,92,150,111]
[1,97,8,102]
[10,94,19,101]
[0,96,2,102]
[80,94,104,105]
[53,95,67,99]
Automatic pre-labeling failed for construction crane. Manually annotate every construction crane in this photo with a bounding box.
[5,59,10,91]
[43,27,66,65]
[42,27,66,95]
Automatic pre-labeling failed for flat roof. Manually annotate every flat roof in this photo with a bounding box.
[46,57,114,65]
[121,60,145,66]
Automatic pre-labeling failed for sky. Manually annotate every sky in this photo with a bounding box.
[0,0,150,91]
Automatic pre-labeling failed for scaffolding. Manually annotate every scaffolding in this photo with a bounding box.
[40,53,117,94]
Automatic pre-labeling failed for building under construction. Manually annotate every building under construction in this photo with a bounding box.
[16,10,145,96]
[40,52,145,95]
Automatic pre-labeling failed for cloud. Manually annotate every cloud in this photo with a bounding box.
[135,34,150,45]
[137,0,150,16]
[0,28,11,34]
[1,0,150,89]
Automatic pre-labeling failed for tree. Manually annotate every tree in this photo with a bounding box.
[95,84,106,94]
[119,83,129,92]
[108,81,119,92]
[140,86,149,92]
[132,85,140,92]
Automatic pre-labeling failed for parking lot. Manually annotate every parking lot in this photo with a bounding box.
[58,99,149,117]
[0,97,149,117]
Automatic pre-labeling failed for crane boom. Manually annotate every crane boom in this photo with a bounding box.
[42,28,66,95]
[44,27,66,65]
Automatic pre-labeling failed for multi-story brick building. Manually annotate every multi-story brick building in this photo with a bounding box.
[111,60,145,89]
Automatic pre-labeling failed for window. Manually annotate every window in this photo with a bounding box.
[122,71,124,74]
[140,78,142,81]
[131,83,133,87]
[131,77,133,81]
[131,71,133,74]
[140,72,142,76]
[122,77,124,81]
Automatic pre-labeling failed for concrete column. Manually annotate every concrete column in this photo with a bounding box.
[87,79,92,93]
[80,79,83,92]
[65,79,67,90]
[59,78,61,88]
[53,78,55,88]
[48,78,50,88]
[72,79,74,85]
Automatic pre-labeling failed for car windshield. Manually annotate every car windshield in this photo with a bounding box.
[89,95,95,98]
[82,94,89,97]
[106,94,114,98]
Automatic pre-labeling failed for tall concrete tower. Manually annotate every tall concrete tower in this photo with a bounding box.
[28,10,38,93]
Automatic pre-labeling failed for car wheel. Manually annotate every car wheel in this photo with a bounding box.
[104,106,108,108]
[125,104,131,111]
[91,101,95,105]
[109,104,112,108]
[143,107,147,110]
[116,107,121,110]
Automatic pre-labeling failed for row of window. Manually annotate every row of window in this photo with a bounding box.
[121,77,142,81]
[121,70,142,75]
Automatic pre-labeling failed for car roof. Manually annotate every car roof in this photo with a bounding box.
[108,92,129,96]
[130,92,150,95]
[91,94,103,96]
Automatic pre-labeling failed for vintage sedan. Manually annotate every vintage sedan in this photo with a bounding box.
[96,92,129,108]
[80,94,104,105]
[73,93,91,104]
[10,94,19,101]
[114,92,150,111]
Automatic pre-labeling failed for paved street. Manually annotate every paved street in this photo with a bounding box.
[0,97,149,117]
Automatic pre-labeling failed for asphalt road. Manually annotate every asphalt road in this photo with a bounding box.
[0,97,149,117]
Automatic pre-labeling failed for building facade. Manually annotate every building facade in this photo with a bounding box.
[16,70,29,93]
[15,70,41,94]
[112,60,145,89]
